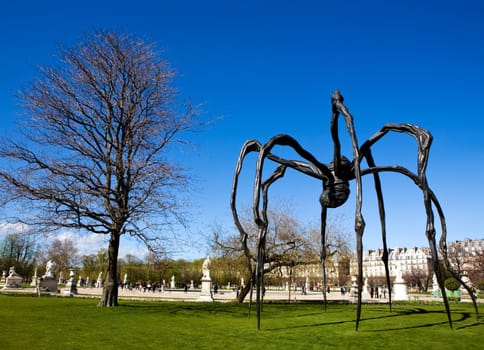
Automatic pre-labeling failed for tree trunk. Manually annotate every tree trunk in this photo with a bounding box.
[98,232,120,306]
[236,271,256,303]
[236,282,252,303]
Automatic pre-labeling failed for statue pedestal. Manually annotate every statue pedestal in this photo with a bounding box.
[62,280,77,296]
[4,275,23,289]
[63,270,78,295]
[393,278,409,301]
[349,276,359,304]
[39,277,58,292]
[361,277,371,300]
[198,277,213,302]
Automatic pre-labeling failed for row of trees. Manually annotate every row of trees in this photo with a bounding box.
[0,234,81,280]
[0,232,206,287]
[3,226,482,299]
[0,206,354,297]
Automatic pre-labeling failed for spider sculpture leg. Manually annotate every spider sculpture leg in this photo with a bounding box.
[435,193,480,319]
[361,150,393,310]
[231,136,330,329]
[319,204,328,311]
[357,122,483,328]
[231,139,263,317]
[423,187,477,321]
[251,134,333,329]
[255,165,286,329]
[232,140,282,317]
[331,91,366,330]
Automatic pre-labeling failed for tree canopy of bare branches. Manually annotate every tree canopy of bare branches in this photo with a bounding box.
[212,206,352,302]
[0,30,198,306]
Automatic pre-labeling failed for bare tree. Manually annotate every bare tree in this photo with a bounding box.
[446,241,468,276]
[0,30,197,306]
[468,250,484,286]
[213,207,336,302]
[404,269,430,291]
[0,233,39,278]
[45,238,80,279]
[447,240,484,286]
[308,216,353,286]
[80,254,98,283]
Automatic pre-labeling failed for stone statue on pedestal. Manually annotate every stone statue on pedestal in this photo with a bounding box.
[393,262,409,301]
[198,256,213,301]
[4,266,23,288]
[202,256,211,279]
[39,260,58,292]
[63,269,77,295]
[96,272,103,288]
[44,260,56,279]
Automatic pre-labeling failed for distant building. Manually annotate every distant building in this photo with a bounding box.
[349,247,432,289]
[264,239,483,290]
[349,239,483,289]
[447,238,484,281]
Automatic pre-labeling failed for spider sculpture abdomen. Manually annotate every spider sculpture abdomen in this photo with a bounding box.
[320,178,350,208]
[320,157,353,208]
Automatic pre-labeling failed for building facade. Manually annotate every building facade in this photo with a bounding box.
[265,239,483,290]
[350,246,432,290]
[350,239,483,290]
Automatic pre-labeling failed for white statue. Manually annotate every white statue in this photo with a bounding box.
[8,266,20,277]
[202,256,211,279]
[96,272,103,288]
[58,271,65,284]
[395,262,403,281]
[432,273,439,292]
[44,260,56,279]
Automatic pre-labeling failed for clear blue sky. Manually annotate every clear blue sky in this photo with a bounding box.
[1,0,483,259]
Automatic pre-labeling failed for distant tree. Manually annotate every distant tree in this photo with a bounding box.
[96,249,108,275]
[0,233,39,279]
[119,254,145,284]
[404,268,430,292]
[209,256,244,287]
[45,238,80,278]
[212,207,348,302]
[477,280,484,292]
[144,252,166,284]
[467,249,484,286]
[169,259,201,286]
[444,277,461,291]
[446,241,468,276]
[80,254,98,282]
[0,30,198,306]
[307,216,353,286]
[446,240,484,286]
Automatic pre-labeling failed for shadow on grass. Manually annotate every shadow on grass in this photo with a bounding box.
[105,300,484,332]
[264,307,481,332]
[364,308,474,332]
[117,301,248,317]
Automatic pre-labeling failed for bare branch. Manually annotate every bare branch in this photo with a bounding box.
[0,30,199,306]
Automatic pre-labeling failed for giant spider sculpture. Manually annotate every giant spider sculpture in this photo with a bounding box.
[231,90,479,330]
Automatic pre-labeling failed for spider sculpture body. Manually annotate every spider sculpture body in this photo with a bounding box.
[231,90,478,330]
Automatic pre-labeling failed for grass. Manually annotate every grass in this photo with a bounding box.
[0,295,482,349]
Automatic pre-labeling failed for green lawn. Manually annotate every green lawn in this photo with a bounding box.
[0,295,482,349]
